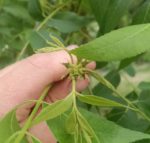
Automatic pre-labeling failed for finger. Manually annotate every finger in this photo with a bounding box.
[67,45,78,50]
[29,122,56,143]
[46,78,89,102]
[86,61,96,70]
[0,50,76,116]
[46,76,90,103]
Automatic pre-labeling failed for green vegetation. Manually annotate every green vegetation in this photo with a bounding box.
[1,0,150,143]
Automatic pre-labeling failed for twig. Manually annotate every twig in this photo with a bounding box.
[14,85,51,143]
[16,4,66,61]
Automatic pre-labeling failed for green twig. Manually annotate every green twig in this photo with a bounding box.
[36,4,66,31]
[16,42,29,61]
[26,132,43,143]
[5,131,20,143]
[16,4,66,61]
[84,68,150,122]
[71,78,78,110]
[14,85,51,143]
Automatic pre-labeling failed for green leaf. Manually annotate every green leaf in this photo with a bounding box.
[107,108,150,132]
[27,132,42,143]
[88,70,116,93]
[112,91,150,136]
[89,0,110,29]
[108,91,149,132]
[47,12,90,33]
[0,12,24,33]
[47,114,74,143]
[28,31,48,49]
[95,62,108,69]
[3,5,34,24]
[89,0,132,35]
[0,110,28,143]
[31,139,41,143]
[82,130,92,143]
[65,108,99,142]
[47,108,150,143]
[77,94,125,107]
[0,27,12,37]
[71,24,150,62]
[65,109,77,134]
[28,0,43,20]
[124,65,136,77]
[76,111,99,143]
[28,30,62,49]
[81,109,150,143]
[119,55,141,70]
[138,82,150,90]
[93,70,121,100]
[136,90,150,117]
[132,0,150,24]
[32,94,73,125]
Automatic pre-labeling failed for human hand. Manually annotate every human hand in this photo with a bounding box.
[0,48,95,143]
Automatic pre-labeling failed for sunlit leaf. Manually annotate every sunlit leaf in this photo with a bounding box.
[71,24,150,62]
[47,108,150,143]
[32,94,73,125]
[0,110,28,143]
[77,94,125,107]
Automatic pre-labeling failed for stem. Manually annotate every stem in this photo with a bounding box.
[16,42,29,61]
[80,30,91,41]
[5,131,20,143]
[14,85,51,143]
[72,78,77,109]
[87,86,101,115]
[76,0,82,14]
[26,132,43,143]
[84,68,150,122]
[70,74,99,142]
[36,4,65,31]
[16,4,66,61]
[136,109,150,122]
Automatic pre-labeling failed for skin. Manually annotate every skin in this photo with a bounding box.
[0,49,95,143]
